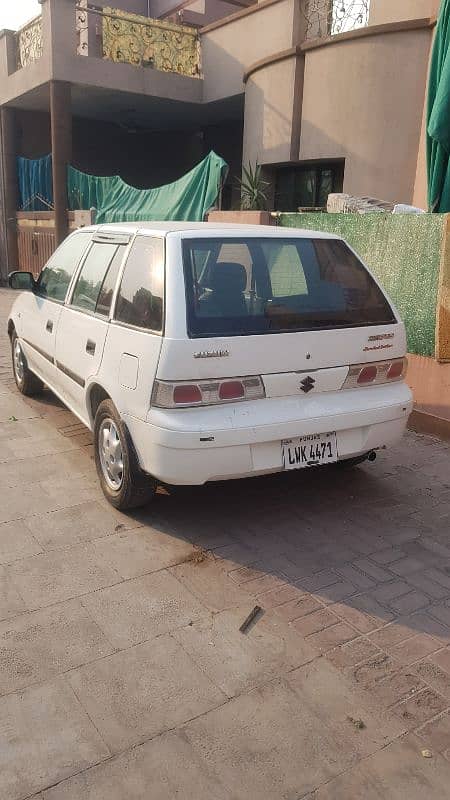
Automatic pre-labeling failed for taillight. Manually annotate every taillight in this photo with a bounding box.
[343,358,407,389]
[173,384,202,405]
[152,375,265,408]
[387,360,405,380]
[218,380,245,400]
[357,365,378,384]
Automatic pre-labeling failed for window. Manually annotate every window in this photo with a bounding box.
[183,237,396,337]
[95,246,126,317]
[37,232,92,302]
[115,236,164,332]
[71,242,118,313]
[275,162,344,211]
[261,243,307,297]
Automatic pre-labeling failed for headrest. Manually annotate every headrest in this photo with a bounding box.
[209,262,247,294]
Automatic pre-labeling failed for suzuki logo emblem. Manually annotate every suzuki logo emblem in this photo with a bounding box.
[300,376,315,393]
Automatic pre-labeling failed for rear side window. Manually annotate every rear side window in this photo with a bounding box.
[115,236,164,332]
[95,246,125,317]
[37,232,91,302]
[183,237,396,337]
[71,242,118,313]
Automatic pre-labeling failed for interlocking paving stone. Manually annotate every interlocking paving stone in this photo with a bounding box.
[0,519,42,564]
[184,660,405,800]
[0,566,27,621]
[173,605,315,697]
[0,678,110,800]
[25,500,141,551]
[42,730,233,800]
[0,600,115,695]
[81,570,209,649]
[66,635,226,752]
[313,736,450,798]
[6,542,122,610]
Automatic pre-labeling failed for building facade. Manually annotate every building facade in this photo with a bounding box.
[0,0,441,281]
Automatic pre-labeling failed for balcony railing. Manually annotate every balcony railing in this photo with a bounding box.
[303,0,370,39]
[76,5,201,78]
[15,15,43,70]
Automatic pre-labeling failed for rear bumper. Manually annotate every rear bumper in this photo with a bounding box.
[124,382,413,485]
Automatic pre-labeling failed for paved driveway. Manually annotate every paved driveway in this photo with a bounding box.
[1,287,450,799]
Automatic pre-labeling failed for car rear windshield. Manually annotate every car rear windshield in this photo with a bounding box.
[182,237,396,337]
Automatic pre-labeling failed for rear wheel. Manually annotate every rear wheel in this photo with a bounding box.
[11,331,44,396]
[94,399,155,510]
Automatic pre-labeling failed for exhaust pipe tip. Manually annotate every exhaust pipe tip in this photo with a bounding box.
[367,450,377,462]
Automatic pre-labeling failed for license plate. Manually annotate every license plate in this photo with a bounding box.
[282,432,338,470]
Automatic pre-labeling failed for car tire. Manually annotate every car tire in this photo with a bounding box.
[94,399,155,510]
[11,331,44,396]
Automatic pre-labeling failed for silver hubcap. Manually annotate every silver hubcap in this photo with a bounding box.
[13,339,25,384]
[99,418,124,491]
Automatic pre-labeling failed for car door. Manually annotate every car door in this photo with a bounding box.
[19,231,92,387]
[99,235,165,431]
[54,236,129,422]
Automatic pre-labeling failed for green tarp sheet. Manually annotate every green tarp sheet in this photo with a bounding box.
[67,151,227,223]
[427,0,450,212]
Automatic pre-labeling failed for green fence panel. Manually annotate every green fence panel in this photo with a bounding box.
[279,213,444,357]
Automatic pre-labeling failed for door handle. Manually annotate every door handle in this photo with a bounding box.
[86,339,96,356]
[46,320,53,333]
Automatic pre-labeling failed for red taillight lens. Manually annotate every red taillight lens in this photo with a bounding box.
[173,384,202,405]
[152,375,265,408]
[357,365,378,384]
[387,360,404,379]
[343,358,407,389]
[218,380,245,400]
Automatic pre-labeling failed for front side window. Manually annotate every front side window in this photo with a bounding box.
[183,237,396,337]
[115,236,164,332]
[37,232,92,302]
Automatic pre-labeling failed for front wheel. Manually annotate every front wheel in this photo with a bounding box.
[11,331,44,396]
[94,399,155,510]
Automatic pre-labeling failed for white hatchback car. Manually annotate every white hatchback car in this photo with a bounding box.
[8,222,413,509]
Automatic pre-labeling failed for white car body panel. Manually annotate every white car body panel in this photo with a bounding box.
[55,306,110,417]
[18,292,62,386]
[8,221,413,487]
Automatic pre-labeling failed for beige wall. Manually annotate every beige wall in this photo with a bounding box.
[243,56,297,166]
[0,0,203,108]
[299,27,433,204]
[369,0,440,25]
[200,0,298,102]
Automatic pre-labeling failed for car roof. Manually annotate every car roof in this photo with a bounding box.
[75,221,340,240]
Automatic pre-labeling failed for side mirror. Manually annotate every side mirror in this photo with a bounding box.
[8,271,35,291]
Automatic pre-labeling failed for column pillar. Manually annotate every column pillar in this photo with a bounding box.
[0,106,19,279]
[50,80,71,245]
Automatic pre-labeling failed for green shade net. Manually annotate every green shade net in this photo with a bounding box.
[67,151,228,223]
[427,0,450,212]
[279,213,444,357]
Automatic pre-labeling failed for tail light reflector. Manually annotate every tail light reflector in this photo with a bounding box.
[387,360,405,380]
[173,384,202,405]
[343,358,407,389]
[152,375,265,408]
[218,380,245,400]
[357,365,378,384]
